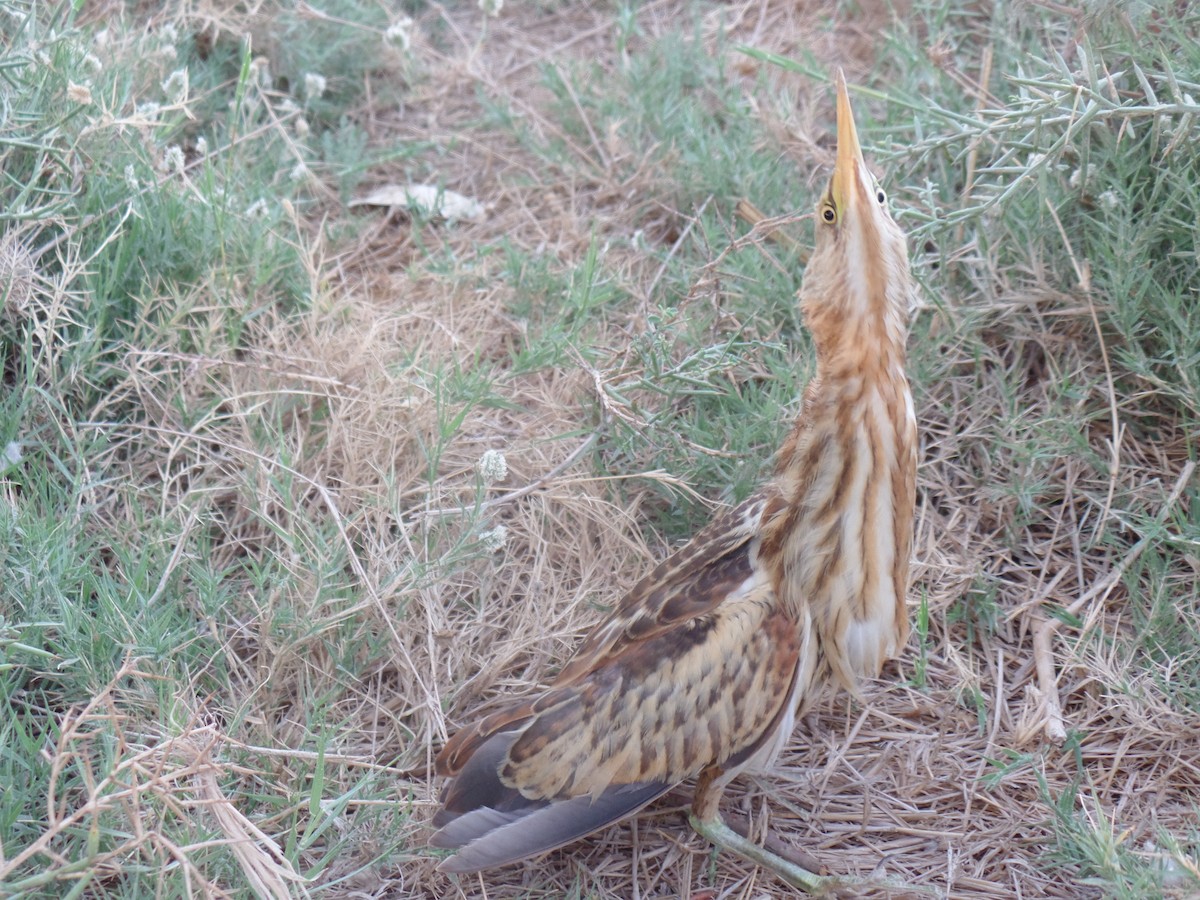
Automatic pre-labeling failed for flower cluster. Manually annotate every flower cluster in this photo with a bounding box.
[477,449,508,484]
[479,525,507,553]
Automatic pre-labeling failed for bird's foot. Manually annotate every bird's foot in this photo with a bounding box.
[689,813,834,894]
[688,813,930,897]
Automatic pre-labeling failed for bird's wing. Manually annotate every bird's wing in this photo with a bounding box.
[431,488,810,869]
[432,598,805,867]
[432,571,809,870]
[436,490,781,777]
[432,756,670,873]
[555,490,783,683]
[495,587,806,796]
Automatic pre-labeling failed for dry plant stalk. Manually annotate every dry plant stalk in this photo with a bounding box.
[0,660,307,897]
[1031,461,1195,743]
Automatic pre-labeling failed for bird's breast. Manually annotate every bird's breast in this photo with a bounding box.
[766,374,916,687]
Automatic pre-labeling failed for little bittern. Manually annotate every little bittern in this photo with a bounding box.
[431,70,917,893]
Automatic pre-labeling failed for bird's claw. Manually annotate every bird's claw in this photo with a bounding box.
[688,813,935,897]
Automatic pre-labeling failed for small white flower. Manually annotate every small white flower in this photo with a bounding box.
[124,164,139,191]
[480,525,507,552]
[94,28,110,48]
[249,56,271,89]
[479,0,503,16]
[289,162,308,182]
[83,53,103,73]
[477,449,508,484]
[67,82,92,105]
[160,23,179,43]
[35,49,51,68]
[135,101,161,121]
[155,43,178,63]
[385,17,414,51]
[1068,163,1096,189]
[195,136,207,157]
[162,67,189,104]
[1098,190,1120,211]
[304,72,327,101]
[294,116,310,138]
[2,442,21,467]
[160,145,185,175]
[245,198,270,218]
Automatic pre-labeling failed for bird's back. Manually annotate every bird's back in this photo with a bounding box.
[431,492,816,871]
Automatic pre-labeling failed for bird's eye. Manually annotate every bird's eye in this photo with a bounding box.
[876,189,887,205]
[821,205,836,224]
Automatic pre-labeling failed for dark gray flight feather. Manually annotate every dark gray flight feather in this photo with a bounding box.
[432,728,671,872]
[433,781,671,873]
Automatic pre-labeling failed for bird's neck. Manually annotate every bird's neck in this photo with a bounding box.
[760,337,916,687]
[806,290,909,380]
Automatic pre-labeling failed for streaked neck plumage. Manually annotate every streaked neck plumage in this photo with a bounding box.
[760,74,917,691]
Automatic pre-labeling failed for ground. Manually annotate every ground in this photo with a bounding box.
[1,0,1198,898]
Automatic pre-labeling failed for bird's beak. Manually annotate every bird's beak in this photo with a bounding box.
[832,69,866,214]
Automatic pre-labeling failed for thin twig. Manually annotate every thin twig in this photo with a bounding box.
[1044,196,1122,530]
[954,43,994,249]
[735,198,808,261]
[1032,461,1194,743]
[643,195,712,311]
[127,348,353,389]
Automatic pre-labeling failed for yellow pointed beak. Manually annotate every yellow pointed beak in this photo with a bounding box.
[832,69,866,213]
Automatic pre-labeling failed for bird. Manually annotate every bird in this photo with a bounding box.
[430,69,918,894]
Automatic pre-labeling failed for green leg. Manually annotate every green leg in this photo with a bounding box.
[689,814,935,897]
[688,813,835,895]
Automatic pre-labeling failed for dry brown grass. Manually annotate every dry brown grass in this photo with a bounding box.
[24,0,1197,897]
[1,661,305,898]
[368,5,1194,898]
[216,2,1195,897]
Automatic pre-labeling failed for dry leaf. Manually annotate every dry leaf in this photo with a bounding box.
[350,184,486,222]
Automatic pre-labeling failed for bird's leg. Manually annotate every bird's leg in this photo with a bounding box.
[689,813,834,894]
[688,766,834,895]
[689,768,933,897]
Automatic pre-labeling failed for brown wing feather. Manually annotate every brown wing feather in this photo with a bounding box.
[433,489,810,871]
[437,702,534,777]
[500,589,804,798]
[432,591,806,868]
[555,490,779,684]
[437,491,778,778]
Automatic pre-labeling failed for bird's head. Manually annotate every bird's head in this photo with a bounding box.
[800,70,912,374]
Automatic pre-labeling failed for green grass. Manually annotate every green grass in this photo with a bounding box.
[499,29,816,532]
[0,2,414,894]
[2,0,1199,896]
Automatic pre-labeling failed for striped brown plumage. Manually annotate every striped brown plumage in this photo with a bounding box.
[431,70,918,892]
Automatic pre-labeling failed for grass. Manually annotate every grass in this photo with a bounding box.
[1,0,1199,897]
